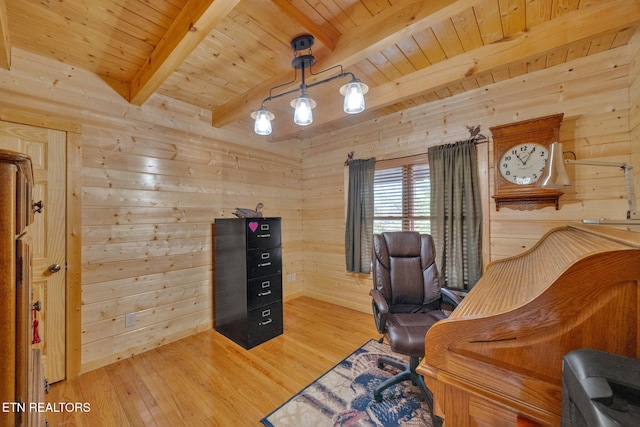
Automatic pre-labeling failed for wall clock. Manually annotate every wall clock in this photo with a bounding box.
[490,113,564,211]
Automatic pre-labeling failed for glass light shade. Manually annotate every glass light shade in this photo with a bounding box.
[292,96,316,126]
[340,81,368,114]
[251,109,274,135]
[537,142,572,188]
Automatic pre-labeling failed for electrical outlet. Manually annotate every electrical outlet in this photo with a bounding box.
[125,313,136,328]
[287,273,297,282]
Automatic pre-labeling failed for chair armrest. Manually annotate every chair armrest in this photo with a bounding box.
[370,289,389,334]
[440,287,463,309]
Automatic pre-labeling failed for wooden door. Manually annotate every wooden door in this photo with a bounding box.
[0,120,67,383]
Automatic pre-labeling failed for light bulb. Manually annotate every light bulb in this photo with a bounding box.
[251,109,274,135]
[293,96,315,126]
[342,82,365,113]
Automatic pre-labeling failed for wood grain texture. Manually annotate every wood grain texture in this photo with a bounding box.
[45,297,379,427]
[1,29,640,377]
[418,225,640,426]
[0,160,18,427]
[0,151,43,427]
[0,47,305,373]
[2,0,638,141]
[301,40,639,314]
[0,122,68,383]
[0,0,8,69]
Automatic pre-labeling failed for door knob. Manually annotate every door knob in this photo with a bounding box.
[48,264,62,273]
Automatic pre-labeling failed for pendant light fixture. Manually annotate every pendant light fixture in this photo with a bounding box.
[251,34,369,135]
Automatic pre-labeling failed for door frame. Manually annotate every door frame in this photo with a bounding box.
[0,110,83,379]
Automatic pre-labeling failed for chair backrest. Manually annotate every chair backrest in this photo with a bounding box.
[372,231,441,309]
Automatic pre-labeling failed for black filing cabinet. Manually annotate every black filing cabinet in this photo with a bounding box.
[214,217,283,349]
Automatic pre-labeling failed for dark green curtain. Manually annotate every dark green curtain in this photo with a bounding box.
[345,158,375,273]
[428,140,482,290]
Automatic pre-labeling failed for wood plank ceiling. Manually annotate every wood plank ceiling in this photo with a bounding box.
[2,0,640,141]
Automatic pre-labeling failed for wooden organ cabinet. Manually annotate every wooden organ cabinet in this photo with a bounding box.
[214,217,283,349]
[0,150,44,427]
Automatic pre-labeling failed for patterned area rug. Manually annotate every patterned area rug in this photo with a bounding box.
[261,339,434,427]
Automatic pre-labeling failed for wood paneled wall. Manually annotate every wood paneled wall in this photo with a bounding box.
[302,34,639,314]
[630,30,640,197]
[1,30,639,373]
[0,49,304,373]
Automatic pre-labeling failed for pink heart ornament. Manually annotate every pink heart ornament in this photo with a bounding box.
[248,221,259,232]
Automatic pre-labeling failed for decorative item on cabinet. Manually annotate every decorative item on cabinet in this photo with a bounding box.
[0,149,46,427]
[232,202,264,218]
[214,217,283,349]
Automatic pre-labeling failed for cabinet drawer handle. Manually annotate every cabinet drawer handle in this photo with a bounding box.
[258,289,272,297]
[259,318,272,326]
[258,262,272,267]
[257,233,271,238]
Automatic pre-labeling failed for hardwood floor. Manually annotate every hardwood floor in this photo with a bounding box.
[45,297,379,426]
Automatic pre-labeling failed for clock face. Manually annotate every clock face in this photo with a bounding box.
[499,143,549,185]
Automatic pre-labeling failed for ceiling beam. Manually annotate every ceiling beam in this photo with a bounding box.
[313,0,478,72]
[129,0,241,106]
[370,0,640,111]
[270,0,336,50]
[271,0,640,140]
[211,0,476,128]
[0,0,10,69]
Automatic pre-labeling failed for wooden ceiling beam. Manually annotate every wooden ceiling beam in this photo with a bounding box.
[272,0,640,140]
[270,0,336,50]
[369,0,640,111]
[129,0,241,106]
[0,0,10,69]
[314,0,479,71]
[211,0,477,128]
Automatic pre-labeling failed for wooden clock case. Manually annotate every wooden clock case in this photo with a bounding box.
[491,113,564,211]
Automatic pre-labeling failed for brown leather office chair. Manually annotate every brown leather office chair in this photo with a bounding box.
[370,231,462,411]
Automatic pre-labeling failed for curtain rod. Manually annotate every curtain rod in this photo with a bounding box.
[344,126,487,166]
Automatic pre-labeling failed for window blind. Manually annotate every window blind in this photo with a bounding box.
[373,156,431,233]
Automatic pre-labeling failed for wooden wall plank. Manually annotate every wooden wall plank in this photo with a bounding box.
[301,40,639,313]
[2,30,640,375]
[82,280,211,325]
[629,29,640,213]
[0,47,304,373]
[82,265,212,304]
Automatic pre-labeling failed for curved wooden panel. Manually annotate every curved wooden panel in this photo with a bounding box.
[419,225,640,426]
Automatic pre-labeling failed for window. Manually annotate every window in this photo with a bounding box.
[373,154,431,234]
